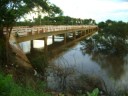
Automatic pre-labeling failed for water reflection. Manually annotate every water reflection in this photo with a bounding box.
[91,52,125,80]
[80,28,128,93]
[19,34,128,93]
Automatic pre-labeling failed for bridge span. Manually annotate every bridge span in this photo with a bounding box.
[8,25,98,68]
[11,25,98,42]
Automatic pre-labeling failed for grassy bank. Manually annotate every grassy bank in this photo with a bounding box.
[0,71,101,96]
[0,72,51,96]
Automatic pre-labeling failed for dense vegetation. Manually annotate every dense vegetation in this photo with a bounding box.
[81,20,128,95]
[82,20,128,56]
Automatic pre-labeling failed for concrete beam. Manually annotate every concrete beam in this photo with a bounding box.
[16,28,89,43]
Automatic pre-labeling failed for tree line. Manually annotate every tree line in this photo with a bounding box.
[82,20,128,56]
[16,16,96,26]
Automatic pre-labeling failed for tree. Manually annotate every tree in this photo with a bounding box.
[0,0,63,65]
[82,20,128,56]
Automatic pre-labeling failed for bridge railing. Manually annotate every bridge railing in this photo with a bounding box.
[10,25,98,37]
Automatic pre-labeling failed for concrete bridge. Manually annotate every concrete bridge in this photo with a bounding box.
[9,25,98,69]
[11,25,98,42]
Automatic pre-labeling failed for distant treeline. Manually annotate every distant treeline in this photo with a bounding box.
[98,20,128,39]
[16,16,96,26]
[88,20,128,56]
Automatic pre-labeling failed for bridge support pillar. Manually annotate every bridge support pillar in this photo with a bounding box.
[77,31,81,37]
[30,40,34,51]
[88,29,89,33]
[90,29,92,33]
[81,31,85,36]
[44,37,48,52]
[85,30,88,35]
[73,32,76,40]
[52,35,55,43]
[64,33,67,44]
[83,31,86,36]
[91,29,93,32]
[81,31,83,36]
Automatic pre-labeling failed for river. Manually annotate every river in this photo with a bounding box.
[19,35,128,94]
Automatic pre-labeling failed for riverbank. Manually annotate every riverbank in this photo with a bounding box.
[14,37,128,95]
[0,45,106,96]
[1,34,128,96]
[1,45,128,96]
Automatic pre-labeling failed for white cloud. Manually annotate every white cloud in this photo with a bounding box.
[49,0,128,22]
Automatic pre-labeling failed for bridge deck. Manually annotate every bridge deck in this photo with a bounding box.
[10,25,98,43]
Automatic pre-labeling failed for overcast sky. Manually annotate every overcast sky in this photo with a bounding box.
[49,0,128,23]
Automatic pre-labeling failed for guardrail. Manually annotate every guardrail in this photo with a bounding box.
[10,25,98,37]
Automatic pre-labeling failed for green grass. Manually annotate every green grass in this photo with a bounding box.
[0,73,51,96]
